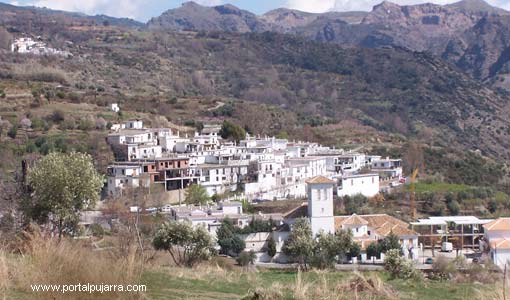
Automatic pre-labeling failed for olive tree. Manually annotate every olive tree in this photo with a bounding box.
[153,221,213,267]
[311,229,353,269]
[282,218,314,270]
[24,152,104,236]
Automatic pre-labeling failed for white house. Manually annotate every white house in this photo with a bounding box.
[371,158,403,179]
[125,119,144,130]
[484,218,510,269]
[335,214,419,261]
[307,176,335,236]
[337,173,379,197]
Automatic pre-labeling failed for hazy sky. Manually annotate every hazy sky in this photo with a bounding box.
[3,0,510,21]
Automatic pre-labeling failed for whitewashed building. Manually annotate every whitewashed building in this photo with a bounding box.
[337,173,379,197]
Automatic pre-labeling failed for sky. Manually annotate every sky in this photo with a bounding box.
[3,0,510,22]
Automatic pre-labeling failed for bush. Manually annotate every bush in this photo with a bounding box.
[78,117,95,131]
[267,237,277,258]
[7,126,16,139]
[90,223,105,237]
[50,109,65,123]
[236,250,256,266]
[384,249,422,280]
[60,118,76,130]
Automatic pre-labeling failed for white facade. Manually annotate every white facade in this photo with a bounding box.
[337,174,379,197]
[125,120,144,130]
[307,178,335,236]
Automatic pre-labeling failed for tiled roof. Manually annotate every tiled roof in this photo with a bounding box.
[489,238,510,250]
[306,176,335,184]
[484,218,510,231]
[342,214,369,226]
[335,213,418,238]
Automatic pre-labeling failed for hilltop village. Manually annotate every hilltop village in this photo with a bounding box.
[99,119,510,268]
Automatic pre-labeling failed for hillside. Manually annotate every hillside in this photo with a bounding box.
[0,2,142,34]
[2,23,510,159]
[147,0,510,90]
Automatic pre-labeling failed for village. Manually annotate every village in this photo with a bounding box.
[92,117,510,270]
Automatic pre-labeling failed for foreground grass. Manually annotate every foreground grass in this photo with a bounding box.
[142,267,484,300]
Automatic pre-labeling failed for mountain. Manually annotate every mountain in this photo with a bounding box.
[147,1,270,32]
[0,2,142,34]
[146,0,510,90]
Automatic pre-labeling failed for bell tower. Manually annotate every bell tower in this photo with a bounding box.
[307,176,335,236]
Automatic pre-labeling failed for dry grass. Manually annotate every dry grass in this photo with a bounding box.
[243,270,397,300]
[10,64,68,84]
[5,231,145,300]
[0,250,10,291]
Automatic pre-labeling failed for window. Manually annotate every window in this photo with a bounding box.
[321,208,324,214]
[351,180,354,186]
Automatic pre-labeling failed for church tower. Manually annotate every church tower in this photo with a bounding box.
[306,176,335,236]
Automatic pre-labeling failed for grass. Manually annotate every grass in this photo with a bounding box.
[141,267,487,300]
[0,232,496,300]
[412,182,473,193]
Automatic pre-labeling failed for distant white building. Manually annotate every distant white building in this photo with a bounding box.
[337,173,379,198]
[125,119,144,130]
[11,37,72,57]
[111,103,120,113]
[371,158,403,179]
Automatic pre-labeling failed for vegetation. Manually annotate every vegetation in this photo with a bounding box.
[184,184,209,206]
[236,250,256,267]
[23,152,104,236]
[217,218,246,256]
[219,120,246,143]
[282,218,314,270]
[153,221,213,268]
[384,249,422,281]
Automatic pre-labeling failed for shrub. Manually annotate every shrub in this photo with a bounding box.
[90,223,105,237]
[267,237,277,258]
[31,118,46,131]
[50,109,65,123]
[60,118,76,130]
[236,250,256,267]
[78,117,95,131]
[7,126,16,139]
[384,249,422,280]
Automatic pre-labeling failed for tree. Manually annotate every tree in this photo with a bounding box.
[24,152,104,236]
[7,126,16,139]
[185,184,209,205]
[219,120,245,143]
[379,232,402,254]
[236,250,256,267]
[217,218,245,256]
[447,199,461,215]
[366,243,381,260]
[153,221,213,267]
[349,242,361,259]
[282,218,314,270]
[267,236,277,258]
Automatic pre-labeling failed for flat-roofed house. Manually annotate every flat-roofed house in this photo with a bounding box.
[336,173,379,197]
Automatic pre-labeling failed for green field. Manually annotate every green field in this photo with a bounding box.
[412,182,473,193]
[142,267,483,300]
